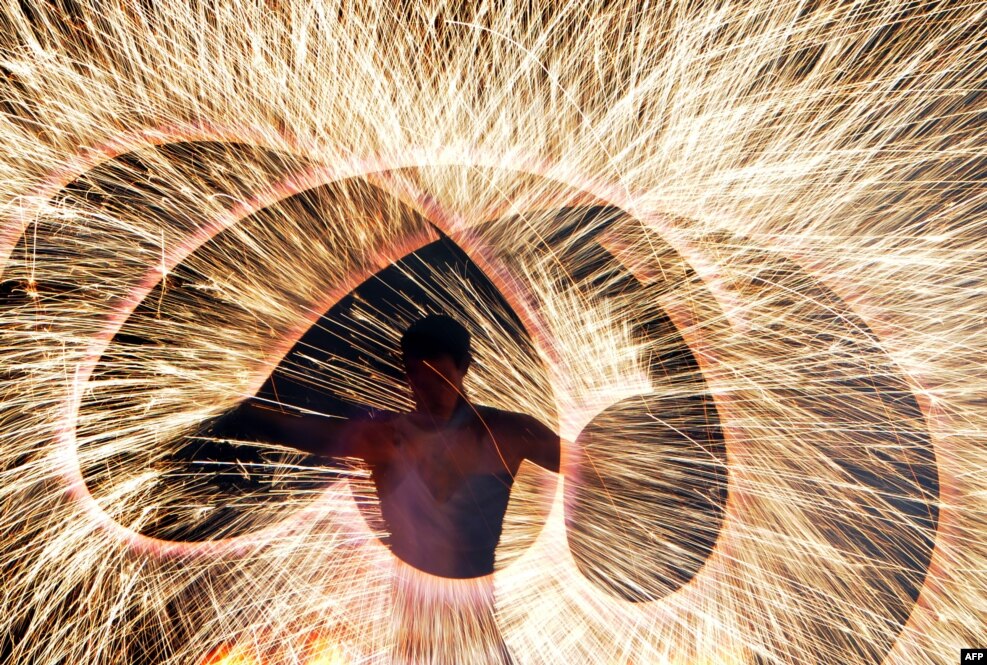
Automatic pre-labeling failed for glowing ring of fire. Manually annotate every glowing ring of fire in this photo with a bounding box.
[4,125,944,662]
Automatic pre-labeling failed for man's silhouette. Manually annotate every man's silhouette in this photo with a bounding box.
[221,314,560,578]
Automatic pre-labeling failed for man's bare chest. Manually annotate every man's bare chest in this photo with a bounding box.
[374,417,518,503]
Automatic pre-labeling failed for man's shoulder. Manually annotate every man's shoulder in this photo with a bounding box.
[474,404,560,472]
[474,405,554,434]
[474,403,523,422]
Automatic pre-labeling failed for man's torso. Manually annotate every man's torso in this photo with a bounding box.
[346,405,529,577]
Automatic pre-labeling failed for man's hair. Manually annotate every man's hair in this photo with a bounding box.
[400,314,471,369]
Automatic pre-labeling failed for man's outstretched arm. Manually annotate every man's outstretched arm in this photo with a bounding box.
[210,397,355,458]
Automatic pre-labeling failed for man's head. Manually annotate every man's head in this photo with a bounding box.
[400,315,472,416]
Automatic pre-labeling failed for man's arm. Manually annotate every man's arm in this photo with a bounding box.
[515,413,561,473]
[210,397,356,458]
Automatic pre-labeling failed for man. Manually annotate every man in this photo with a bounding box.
[221,314,560,579]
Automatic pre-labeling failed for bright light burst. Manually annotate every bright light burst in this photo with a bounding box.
[1,1,984,664]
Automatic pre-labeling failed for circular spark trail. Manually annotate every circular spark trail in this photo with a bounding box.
[1,2,984,664]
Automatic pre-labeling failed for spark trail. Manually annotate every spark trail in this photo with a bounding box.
[0,2,984,664]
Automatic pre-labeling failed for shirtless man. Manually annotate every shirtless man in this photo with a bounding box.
[221,314,560,579]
